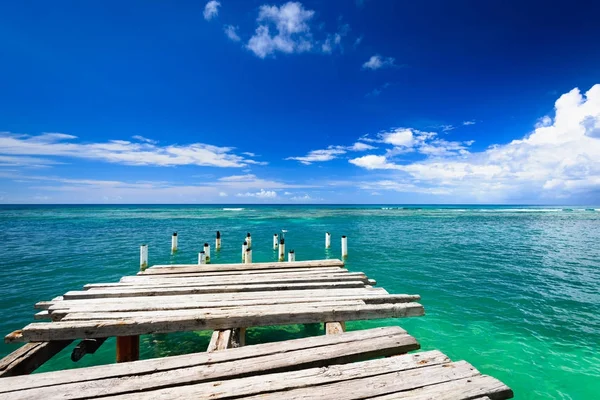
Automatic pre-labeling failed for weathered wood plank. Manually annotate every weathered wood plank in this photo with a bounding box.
[58,300,368,321]
[47,294,419,319]
[364,376,513,399]
[0,340,72,377]
[7,303,423,342]
[34,310,50,320]
[140,259,344,275]
[231,361,480,400]
[124,267,347,281]
[48,288,390,309]
[63,281,368,299]
[0,327,410,393]
[3,334,423,400]
[325,321,346,335]
[206,330,233,352]
[84,273,370,289]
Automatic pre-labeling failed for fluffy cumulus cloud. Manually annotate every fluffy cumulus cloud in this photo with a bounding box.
[247,2,315,58]
[244,2,351,58]
[286,142,376,165]
[0,132,264,168]
[203,1,221,21]
[224,25,241,42]
[349,85,600,202]
[362,54,395,70]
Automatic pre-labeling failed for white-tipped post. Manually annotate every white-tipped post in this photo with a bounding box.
[245,248,253,264]
[278,238,285,262]
[242,241,248,262]
[139,245,148,271]
[341,235,348,258]
[273,234,279,250]
[246,233,252,249]
[288,250,295,262]
[203,243,211,264]
[198,251,206,265]
[171,232,178,252]
[325,232,331,249]
[215,231,221,250]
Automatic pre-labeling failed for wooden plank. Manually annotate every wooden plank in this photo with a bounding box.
[124,267,347,281]
[230,361,480,400]
[34,310,50,320]
[58,300,368,321]
[231,327,246,348]
[140,259,345,275]
[0,327,411,393]
[206,330,233,352]
[363,376,512,399]
[63,281,368,299]
[7,303,424,342]
[48,288,391,309]
[0,340,72,377]
[116,336,139,363]
[84,273,370,289]
[47,294,419,319]
[3,334,423,400]
[325,321,346,335]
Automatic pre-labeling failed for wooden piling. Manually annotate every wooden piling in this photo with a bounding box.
[116,336,139,363]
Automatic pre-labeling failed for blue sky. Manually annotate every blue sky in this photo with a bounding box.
[1,0,599,204]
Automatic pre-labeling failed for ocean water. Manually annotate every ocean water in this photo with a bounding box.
[0,204,599,399]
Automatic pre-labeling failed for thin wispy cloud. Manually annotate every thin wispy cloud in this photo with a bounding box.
[203,1,221,21]
[286,141,376,165]
[236,188,277,198]
[463,120,476,126]
[0,132,263,168]
[362,54,395,70]
[224,25,241,42]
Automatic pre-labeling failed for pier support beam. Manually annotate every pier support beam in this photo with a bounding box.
[0,340,72,377]
[325,321,346,335]
[116,336,139,363]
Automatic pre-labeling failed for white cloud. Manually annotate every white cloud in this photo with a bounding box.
[349,85,600,201]
[290,194,313,201]
[247,2,315,58]
[132,135,158,144]
[348,142,376,151]
[362,54,395,70]
[224,25,241,42]
[349,155,402,170]
[203,1,221,21]
[463,120,476,126]
[0,132,262,168]
[286,141,376,164]
[354,35,363,48]
[236,189,277,198]
[441,125,455,132]
[381,128,414,147]
[322,24,349,54]
[218,191,228,197]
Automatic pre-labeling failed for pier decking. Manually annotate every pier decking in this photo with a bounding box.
[2,256,513,399]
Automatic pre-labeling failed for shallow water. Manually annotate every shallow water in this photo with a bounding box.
[0,204,598,399]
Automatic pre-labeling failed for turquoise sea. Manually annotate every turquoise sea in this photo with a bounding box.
[0,205,598,399]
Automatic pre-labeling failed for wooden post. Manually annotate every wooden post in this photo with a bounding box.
[273,233,278,250]
[203,243,211,264]
[116,336,139,363]
[278,238,285,262]
[139,245,148,271]
[325,321,346,335]
[325,232,331,248]
[215,231,221,250]
[288,250,295,262]
[231,327,246,348]
[171,232,178,252]
[341,235,348,258]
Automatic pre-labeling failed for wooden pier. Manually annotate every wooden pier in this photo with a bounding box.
[1,257,513,399]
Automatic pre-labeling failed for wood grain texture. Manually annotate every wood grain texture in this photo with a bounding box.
[0,327,411,394]
[0,340,72,377]
[7,303,424,342]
